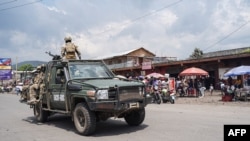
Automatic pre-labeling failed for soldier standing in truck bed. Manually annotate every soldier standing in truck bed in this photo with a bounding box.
[61,36,81,60]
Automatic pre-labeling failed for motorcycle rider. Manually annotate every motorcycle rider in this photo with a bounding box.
[150,77,161,104]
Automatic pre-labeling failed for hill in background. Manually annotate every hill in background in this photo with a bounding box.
[12,60,47,70]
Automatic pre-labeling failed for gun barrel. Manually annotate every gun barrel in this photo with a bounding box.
[45,51,61,60]
[45,51,55,57]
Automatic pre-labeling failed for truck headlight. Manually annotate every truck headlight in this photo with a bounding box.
[96,89,109,100]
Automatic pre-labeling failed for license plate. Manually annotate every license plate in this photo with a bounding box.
[129,102,139,108]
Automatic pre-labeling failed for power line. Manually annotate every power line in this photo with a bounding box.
[0,0,17,6]
[130,0,182,23]
[0,0,42,12]
[203,21,250,51]
[95,0,183,35]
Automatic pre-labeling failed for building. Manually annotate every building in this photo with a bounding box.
[99,47,177,78]
[101,47,250,89]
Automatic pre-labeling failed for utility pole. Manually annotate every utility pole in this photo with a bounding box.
[15,56,18,83]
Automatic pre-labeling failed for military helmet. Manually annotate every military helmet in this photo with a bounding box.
[37,65,41,70]
[64,36,72,42]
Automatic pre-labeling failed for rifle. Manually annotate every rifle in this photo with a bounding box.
[45,51,61,60]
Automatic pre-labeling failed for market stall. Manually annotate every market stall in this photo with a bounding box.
[223,65,250,101]
[179,67,208,97]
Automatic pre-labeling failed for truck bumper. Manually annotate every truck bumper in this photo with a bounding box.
[88,98,150,111]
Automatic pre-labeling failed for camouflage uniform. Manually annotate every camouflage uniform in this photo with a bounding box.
[61,36,81,60]
[39,65,46,99]
[27,66,44,104]
[20,72,36,102]
[20,85,29,101]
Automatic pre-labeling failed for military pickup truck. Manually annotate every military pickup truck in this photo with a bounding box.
[26,58,150,135]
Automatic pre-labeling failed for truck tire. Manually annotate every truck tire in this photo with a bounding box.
[73,103,96,136]
[34,101,49,122]
[124,108,145,126]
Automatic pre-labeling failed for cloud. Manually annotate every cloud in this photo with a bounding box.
[46,6,67,15]
[9,31,28,46]
[0,0,250,63]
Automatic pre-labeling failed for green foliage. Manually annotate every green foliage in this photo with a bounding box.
[18,64,34,71]
[190,47,203,59]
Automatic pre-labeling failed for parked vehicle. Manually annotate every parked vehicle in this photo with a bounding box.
[161,87,175,104]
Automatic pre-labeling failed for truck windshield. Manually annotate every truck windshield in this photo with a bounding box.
[68,63,113,79]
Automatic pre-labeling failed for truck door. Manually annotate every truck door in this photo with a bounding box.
[48,67,66,110]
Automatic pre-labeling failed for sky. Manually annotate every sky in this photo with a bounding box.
[0,0,250,64]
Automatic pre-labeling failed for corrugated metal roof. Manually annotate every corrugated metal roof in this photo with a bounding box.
[202,46,250,58]
[93,47,152,59]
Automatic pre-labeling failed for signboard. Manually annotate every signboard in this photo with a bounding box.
[0,58,12,80]
[142,61,152,70]
[0,70,12,80]
[0,66,11,69]
[0,58,11,66]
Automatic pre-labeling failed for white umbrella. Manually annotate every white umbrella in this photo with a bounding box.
[146,72,164,78]
[115,75,127,79]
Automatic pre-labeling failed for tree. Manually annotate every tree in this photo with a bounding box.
[190,47,203,59]
[18,64,34,71]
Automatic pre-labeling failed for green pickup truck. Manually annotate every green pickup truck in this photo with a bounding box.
[27,59,150,135]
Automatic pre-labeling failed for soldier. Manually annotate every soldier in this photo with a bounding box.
[27,66,44,104]
[38,64,46,99]
[61,36,81,60]
[20,82,29,102]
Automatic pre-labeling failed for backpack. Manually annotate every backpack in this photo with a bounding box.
[65,43,76,52]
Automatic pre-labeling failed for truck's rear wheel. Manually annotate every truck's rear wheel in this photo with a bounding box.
[73,103,96,135]
[33,101,48,122]
[124,108,145,126]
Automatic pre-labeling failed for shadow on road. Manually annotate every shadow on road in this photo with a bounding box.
[22,114,148,136]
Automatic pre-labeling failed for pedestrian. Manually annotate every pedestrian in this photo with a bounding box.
[247,75,250,86]
[234,76,242,89]
[15,82,23,95]
[61,36,81,60]
[199,86,206,98]
[227,76,233,87]
[209,84,214,95]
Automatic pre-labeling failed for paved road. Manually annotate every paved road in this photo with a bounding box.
[0,93,250,141]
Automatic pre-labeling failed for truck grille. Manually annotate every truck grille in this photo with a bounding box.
[108,88,117,100]
[108,86,144,101]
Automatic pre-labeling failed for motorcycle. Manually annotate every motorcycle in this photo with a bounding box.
[151,85,162,104]
[161,87,175,104]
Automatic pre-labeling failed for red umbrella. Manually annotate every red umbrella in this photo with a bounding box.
[179,67,208,76]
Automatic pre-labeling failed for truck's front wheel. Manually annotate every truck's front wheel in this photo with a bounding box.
[73,103,96,136]
[124,108,145,126]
